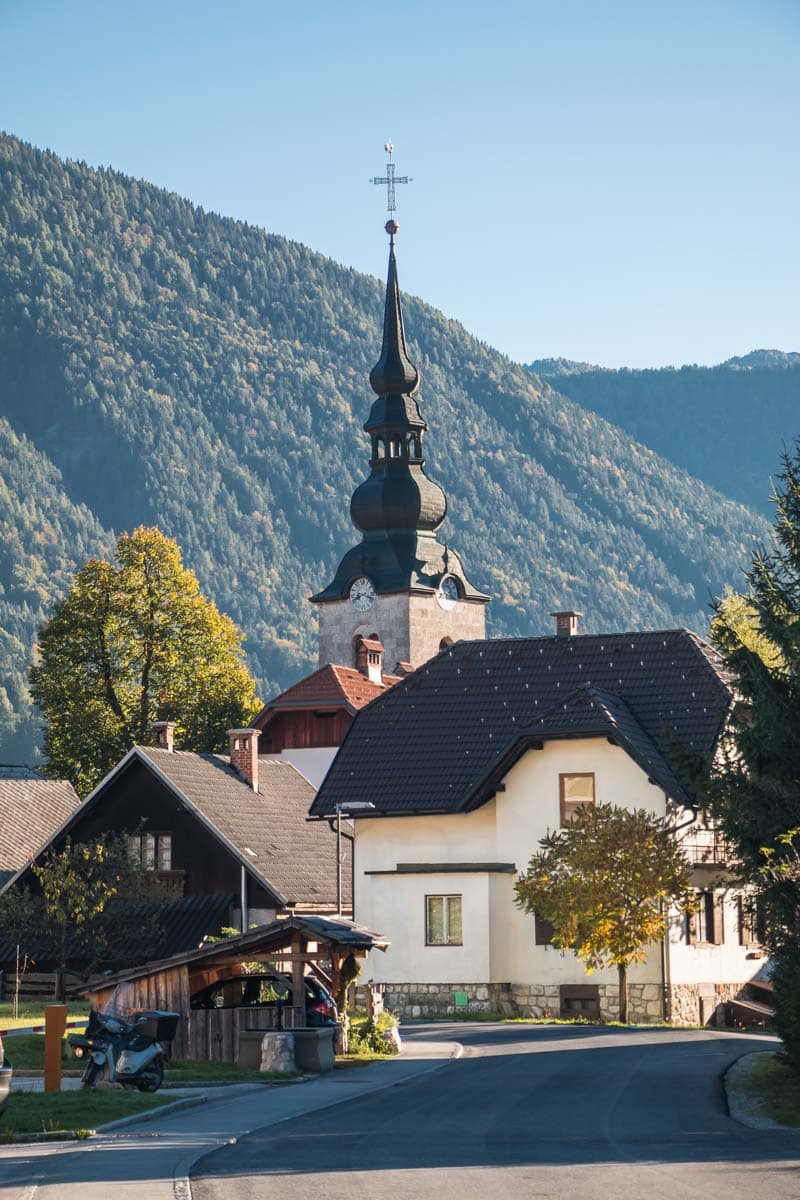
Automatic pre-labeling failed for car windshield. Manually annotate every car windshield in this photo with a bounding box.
[201,976,291,1009]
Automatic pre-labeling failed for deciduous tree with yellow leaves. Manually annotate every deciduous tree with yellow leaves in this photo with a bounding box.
[30,527,261,794]
[515,804,692,1023]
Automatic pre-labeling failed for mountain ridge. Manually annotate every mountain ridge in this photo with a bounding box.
[527,356,800,512]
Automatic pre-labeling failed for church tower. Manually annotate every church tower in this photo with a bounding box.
[311,217,489,672]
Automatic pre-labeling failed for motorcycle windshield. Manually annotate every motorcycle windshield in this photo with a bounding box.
[100,981,138,1025]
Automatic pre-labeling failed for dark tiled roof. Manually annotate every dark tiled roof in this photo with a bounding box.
[253,663,401,725]
[0,893,233,967]
[140,748,348,907]
[0,765,43,780]
[312,630,732,817]
[529,685,692,807]
[0,773,80,874]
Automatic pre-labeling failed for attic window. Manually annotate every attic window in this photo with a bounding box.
[559,774,595,825]
[129,832,172,872]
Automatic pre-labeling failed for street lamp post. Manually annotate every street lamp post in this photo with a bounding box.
[335,802,375,916]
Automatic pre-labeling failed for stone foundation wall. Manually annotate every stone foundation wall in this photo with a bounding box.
[377,980,753,1026]
[667,982,745,1027]
[380,982,514,1020]
[510,982,664,1022]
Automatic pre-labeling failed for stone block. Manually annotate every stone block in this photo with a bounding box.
[259,1032,296,1074]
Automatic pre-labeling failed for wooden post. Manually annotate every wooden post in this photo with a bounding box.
[290,934,306,1029]
[44,1004,67,1093]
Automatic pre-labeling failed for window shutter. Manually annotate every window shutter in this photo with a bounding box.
[535,912,555,946]
[687,907,697,945]
[712,895,725,945]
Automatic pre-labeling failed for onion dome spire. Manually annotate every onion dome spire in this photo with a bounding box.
[369,221,420,397]
[349,220,447,536]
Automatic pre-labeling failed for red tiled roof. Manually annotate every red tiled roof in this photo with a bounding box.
[253,664,402,726]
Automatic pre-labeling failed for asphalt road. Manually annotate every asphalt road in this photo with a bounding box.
[194,1024,800,1200]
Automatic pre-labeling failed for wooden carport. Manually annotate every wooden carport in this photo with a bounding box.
[82,915,389,1062]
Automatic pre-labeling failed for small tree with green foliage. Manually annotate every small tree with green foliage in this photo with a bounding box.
[0,833,166,991]
[515,805,692,1023]
[30,526,261,794]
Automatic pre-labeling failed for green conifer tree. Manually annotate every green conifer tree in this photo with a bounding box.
[709,445,800,1068]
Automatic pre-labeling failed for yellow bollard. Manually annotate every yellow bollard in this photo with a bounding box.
[44,1004,68,1093]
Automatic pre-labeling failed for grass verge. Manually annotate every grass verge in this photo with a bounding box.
[0,1090,170,1139]
[165,1059,300,1084]
[0,1002,89,1031]
[744,1052,800,1127]
[3,1032,85,1071]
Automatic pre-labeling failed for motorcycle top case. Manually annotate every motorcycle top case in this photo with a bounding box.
[136,1010,180,1041]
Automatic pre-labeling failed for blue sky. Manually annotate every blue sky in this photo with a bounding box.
[1,0,798,367]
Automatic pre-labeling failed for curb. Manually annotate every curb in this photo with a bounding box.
[2,1129,94,1145]
[96,1093,208,1133]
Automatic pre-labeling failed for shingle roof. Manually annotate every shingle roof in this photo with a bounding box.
[139,748,348,906]
[253,664,401,725]
[311,629,733,817]
[0,772,80,875]
[528,685,693,808]
[82,914,390,992]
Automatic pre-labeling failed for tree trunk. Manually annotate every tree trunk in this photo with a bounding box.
[617,962,628,1024]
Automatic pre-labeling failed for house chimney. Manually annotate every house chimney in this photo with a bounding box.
[551,610,582,639]
[228,728,259,791]
[356,636,385,685]
[151,721,175,752]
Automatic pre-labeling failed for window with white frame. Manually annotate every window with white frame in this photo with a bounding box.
[425,894,463,946]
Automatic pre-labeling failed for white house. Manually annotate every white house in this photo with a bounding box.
[312,623,765,1025]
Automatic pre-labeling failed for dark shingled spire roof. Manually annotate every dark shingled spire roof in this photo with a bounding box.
[311,629,733,817]
[311,222,488,604]
[368,233,420,397]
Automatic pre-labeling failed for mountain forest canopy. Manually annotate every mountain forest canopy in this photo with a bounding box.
[529,355,800,515]
[0,131,772,763]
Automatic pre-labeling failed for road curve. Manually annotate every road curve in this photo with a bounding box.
[193,1024,800,1200]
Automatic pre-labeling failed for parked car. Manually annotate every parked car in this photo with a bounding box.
[0,1034,12,1116]
[190,972,337,1027]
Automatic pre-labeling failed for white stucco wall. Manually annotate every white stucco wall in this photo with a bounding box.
[354,735,759,995]
[666,889,763,986]
[492,738,665,987]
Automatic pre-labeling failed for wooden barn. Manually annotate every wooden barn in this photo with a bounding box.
[82,915,388,1065]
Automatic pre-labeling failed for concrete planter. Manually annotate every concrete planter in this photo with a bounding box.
[292,1026,336,1073]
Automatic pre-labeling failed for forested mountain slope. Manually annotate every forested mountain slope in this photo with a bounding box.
[0,420,111,758]
[0,132,767,761]
[529,355,800,513]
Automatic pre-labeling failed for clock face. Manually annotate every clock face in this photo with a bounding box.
[349,577,376,612]
[437,575,459,610]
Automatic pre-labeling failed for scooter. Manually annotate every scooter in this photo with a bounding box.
[68,1008,179,1092]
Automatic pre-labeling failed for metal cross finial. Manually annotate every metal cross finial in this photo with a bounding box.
[372,142,412,218]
